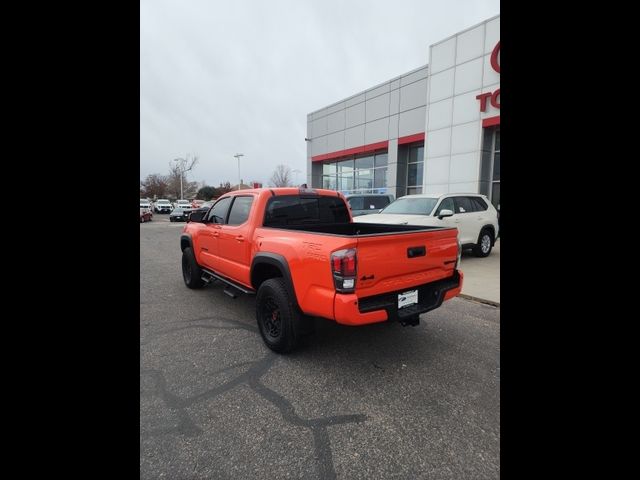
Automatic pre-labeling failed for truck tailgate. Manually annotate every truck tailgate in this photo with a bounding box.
[354,227,458,299]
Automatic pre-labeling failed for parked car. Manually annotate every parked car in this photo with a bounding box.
[354,193,499,257]
[175,199,191,210]
[140,199,152,210]
[190,201,214,216]
[345,193,395,217]
[154,199,172,213]
[169,207,189,222]
[140,208,153,223]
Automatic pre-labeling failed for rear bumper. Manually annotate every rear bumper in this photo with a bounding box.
[333,270,463,326]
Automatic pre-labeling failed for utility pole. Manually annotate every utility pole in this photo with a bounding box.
[234,153,244,190]
[172,154,199,199]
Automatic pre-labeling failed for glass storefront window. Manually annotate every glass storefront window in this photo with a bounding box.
[338,175,354,191]
[337,159,353,175]
[355,155,374,169]
[374,153,388,167]
[320,152,388,195]
[374,168,387,188]
[406,143,425,196]
[407,162,423,187]
[355,169,373,190]
[490,127,500,209]
[323,175,337,190]
[408,145,424,163]
[323,163,337,175]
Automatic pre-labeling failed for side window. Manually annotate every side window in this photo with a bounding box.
[206,197,232,224]
[453,196,474,214]
[348,197,364,210]
[227,196,254,226]
[470,196,488,211]
[435,197,455,215]
[370,196,391,209]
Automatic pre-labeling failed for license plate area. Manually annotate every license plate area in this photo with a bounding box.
[398,290,418,309]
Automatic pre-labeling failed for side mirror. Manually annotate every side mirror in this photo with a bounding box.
[188,210,207,223]
[437,209,454,219]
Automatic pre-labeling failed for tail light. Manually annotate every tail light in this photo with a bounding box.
[331,248,357,293]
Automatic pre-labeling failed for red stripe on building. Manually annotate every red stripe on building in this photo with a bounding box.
[311,140,388,162]
[397,132,425,145]
[482,115,500,128]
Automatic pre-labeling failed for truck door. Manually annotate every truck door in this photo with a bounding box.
[199,196,232,270]
[216,195,255,287]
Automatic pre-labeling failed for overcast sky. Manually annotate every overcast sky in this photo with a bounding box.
[140,0,500,189]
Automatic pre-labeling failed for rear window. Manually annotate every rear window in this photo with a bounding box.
[264,195,350,226]
[469,196,488,211]
[348,196,391,210]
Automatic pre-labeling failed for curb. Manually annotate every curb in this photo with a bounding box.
[458,293,500,307]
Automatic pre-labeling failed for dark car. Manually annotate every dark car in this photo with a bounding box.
[140,208,153,223]
[169,208,189,222]
[191,201,214,216]
[345,193,395,217]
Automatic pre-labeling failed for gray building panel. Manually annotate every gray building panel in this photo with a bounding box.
[400,66,428,86]
[399,78,428,113]
[327,110,346,134]
[327,130,345,153]
[365,82,391,100]
[345,102,365,128]
[398,106,426,137]
[388,114,399,140]
[365,93,390,123]
[345,92,366,107]
[344,124,365,150]
[364,117,389,145]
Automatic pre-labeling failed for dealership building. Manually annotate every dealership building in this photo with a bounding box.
[306,15,500,208]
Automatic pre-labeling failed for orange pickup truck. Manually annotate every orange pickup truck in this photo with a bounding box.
[180,187,463,353]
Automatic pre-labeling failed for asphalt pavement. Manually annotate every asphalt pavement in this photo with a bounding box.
[140,215,500,479]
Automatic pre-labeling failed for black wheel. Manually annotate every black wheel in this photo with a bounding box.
[256,278,303,353]
[473,229,493,257]
[170,217,174,222]
[182,247,205,289]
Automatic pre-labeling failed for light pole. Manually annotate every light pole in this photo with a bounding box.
[292,169,301,186]
[172,155,198,200]
[173,157,185,200]
[234,153,244,190]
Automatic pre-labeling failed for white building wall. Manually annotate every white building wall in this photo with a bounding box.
[306,14,499,197]
[424,15,500,194]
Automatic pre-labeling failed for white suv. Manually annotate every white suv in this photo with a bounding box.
[154,199,173,214]
[354,193,499,257]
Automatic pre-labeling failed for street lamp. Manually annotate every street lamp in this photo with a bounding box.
[172,155,198,200]
[173,157,185,200]
[292,169,301,186]
[234,153,244,190]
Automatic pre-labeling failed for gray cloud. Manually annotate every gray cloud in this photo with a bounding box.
[140,0,499,187]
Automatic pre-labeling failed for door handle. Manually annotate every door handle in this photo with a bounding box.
[235,235,244,242]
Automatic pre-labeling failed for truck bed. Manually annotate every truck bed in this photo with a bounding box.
[263,222,451,236]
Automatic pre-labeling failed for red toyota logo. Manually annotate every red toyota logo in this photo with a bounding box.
[490,42,500,73]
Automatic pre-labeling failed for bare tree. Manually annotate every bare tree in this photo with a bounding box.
[170,154,199,199]
[140,173,169,199]
[269,164,292,187]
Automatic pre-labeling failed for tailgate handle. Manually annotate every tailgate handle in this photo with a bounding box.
[407,246,426,258]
